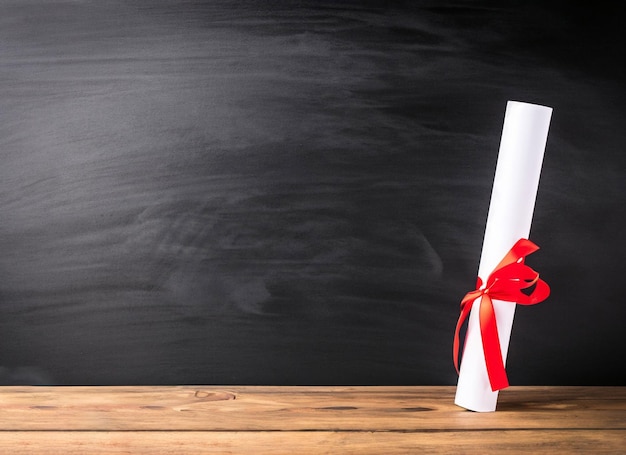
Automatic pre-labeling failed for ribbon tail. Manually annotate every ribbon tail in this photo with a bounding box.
[479,295,509,391]
[453,291,481,374]
[453,299,472,374]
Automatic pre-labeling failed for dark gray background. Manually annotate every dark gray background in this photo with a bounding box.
[0,1,624,386]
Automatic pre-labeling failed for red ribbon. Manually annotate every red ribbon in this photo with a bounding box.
[454,238,550,391]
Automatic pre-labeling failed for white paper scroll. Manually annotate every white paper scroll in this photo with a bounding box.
[454,101,552,412]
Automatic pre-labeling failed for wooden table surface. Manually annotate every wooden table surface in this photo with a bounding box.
[1,386,624,454]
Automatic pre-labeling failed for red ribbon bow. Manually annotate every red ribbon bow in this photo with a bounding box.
[454,238,550,391]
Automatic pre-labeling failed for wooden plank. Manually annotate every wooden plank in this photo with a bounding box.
[0,386,625,431]
[0,430,624,454]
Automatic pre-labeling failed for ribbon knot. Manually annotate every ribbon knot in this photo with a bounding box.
[454,238,550,391]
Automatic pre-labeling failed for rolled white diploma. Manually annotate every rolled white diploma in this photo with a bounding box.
[454,101,552,412]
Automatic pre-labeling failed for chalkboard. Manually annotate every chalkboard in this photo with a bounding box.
[0,1,624,386]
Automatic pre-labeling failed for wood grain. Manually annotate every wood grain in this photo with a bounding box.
[1,386,624,453]
[1,430,624,455]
